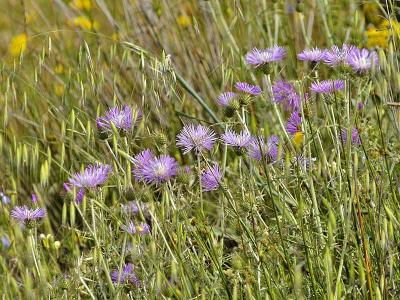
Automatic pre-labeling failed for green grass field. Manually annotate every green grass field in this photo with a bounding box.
[0,0,399,298]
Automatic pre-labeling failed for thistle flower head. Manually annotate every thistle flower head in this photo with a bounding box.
[297,47,327,62]
[176,124,217,155]
[245,46,286,66]
[216,92,237,107]
[272,80,301,111]
[221,130,252,151]
[310,80,345,94]
[97,106,141,133]
[68,164,111,188]
[121,221,151,235]
[201,163,223,192]
[324,44,356,66]
[110,263,140,286]
[347,48,378,73]
[10,205,46,225]
[341,128,361,145]
[247,135,279,163]
[286,112,302,135]
[235,82,262,96]
[141,155,178,185]
[132,149,155,182]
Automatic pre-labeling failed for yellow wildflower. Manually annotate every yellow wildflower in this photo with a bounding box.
[55,64,64,74]
[366,27,388,48]
[9,33,27,57]
[54,84,65,97]
[71,0,92,10]
[177,14,191,28]
[293,131,304,148]
[71,16,99,31]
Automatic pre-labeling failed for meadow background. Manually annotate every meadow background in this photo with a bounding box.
[0,0,399,298]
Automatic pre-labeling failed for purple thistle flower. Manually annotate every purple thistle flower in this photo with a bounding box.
[247,135,279,163]
[132,149,155,182]
[272,80,301,111]
[298,47,327,62]
[245,46,286,66]
[10,205,46,224]
[235,82,262,96]
[141,155,178,185]
[122,221,151,235]
[110,263,140,286]
[286,112,302,135]
[176,124,217,155]
[96,106,139,133]
[31,193,38,204]
[324,44,356,66]
[221,130,252,150]
[347,48,378,73]
[63,183,85,204]
[217,92,237,107]
[68,164,111,188]
[341,128,361,145]
[201,163,223,192]
[310,80,345,94]
[357,102,364,110]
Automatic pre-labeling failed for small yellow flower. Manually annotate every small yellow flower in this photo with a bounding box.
[71,16,99,31]
[177,14,191,28]
[54,83,65,96]
[55,64,64,74]
[9,33,27,57]
[71,0,92,10]
[293,131,304,148]
[366,27,388,48]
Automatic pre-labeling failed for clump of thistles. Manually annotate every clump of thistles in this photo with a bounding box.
[272,80,301,111]
[201,163,223,192]
[247,135,279,163]
[298,47,327,63]
[221,129,252,155]
[245,46,286,72]
[96,105,141,135]
[310,80,345,94]
[10,205,46,227]
[110,263,140,286]
[176,124,217,155]
[132,150,178,185]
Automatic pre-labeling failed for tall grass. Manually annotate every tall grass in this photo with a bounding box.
[0,0,399,298]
